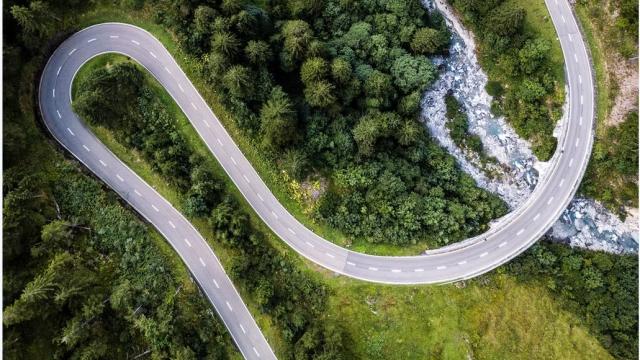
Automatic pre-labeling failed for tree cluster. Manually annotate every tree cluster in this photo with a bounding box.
[508,241,638,360]
[444,93,483,154]
[450,0,563,160]
[581,111,638,211]
[153,0,507,246]
[75,63,193,191]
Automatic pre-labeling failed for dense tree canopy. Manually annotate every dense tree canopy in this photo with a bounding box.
[153,0,507,246]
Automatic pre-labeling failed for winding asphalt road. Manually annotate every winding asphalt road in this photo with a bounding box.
[38,0,593,358]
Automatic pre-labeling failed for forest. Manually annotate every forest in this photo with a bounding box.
[3,58,233,359]
[149,0,508,247]
[3,0,638,358]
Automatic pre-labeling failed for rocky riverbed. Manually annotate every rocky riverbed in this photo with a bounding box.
[420,0,638,254]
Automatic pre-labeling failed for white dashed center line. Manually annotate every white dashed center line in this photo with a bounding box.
[87,38,96,43]
[67,128,75,136]
[240,324,246,334]
[568,33,572,41]
[68,48,77,55]
[457,260,467,265]
[436,265,447,270]
[168,221,176,229]
[391,269,401,273]
[305,241,315,248]
[346,261,356,266]
[204,120,210,128]
[574,54,578,63]
[57,66,62,76]
[226,301,233,311]
[213,279,220,289]
[184,238,192,247]
[199,257,206,267]
[547,197,554,205]
[287,228,296,235]
[499,241,508,248]
[575,138,580,147]
[578,75,582,84]
[533,213,540,221]
[191,102,198,110]
[579,116,583,126]
[414,268,424,272]
[134,189,142,197]
[178,83,184,92]
[516,229,524,236]
[368,266,378,271]
[82,145,90,152]
[257,193,264,201]
[569,158,574,167]
[152,205,159,212]
[561,15,566,23]
[99,160,107,167]
[325,253,335,259]
[559,178,565,187]
[243,175,251,183]
[149,51,157,58]
[52,88,55,98]
[271,211,278,219]
[131,39,140,45]
[116,174,124,182]
[57,110,62,118]
[580,95,583,105]
[231,157,237,165]
[479,252,489,258]
[164,66,172,74]
[109,35,119,39]
[253,347,260,357]
[217,138,223,146]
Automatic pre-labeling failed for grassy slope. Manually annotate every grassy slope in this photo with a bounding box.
[74,51,613,359]
[574,1,639,211]
[328,274,612,360]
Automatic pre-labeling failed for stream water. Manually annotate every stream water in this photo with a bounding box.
[420,0,638,254]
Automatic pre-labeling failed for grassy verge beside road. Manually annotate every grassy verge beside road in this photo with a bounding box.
[574,0,638,213]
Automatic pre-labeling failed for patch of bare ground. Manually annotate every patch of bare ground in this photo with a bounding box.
[587,0,639,126]
[607,53,638,126]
